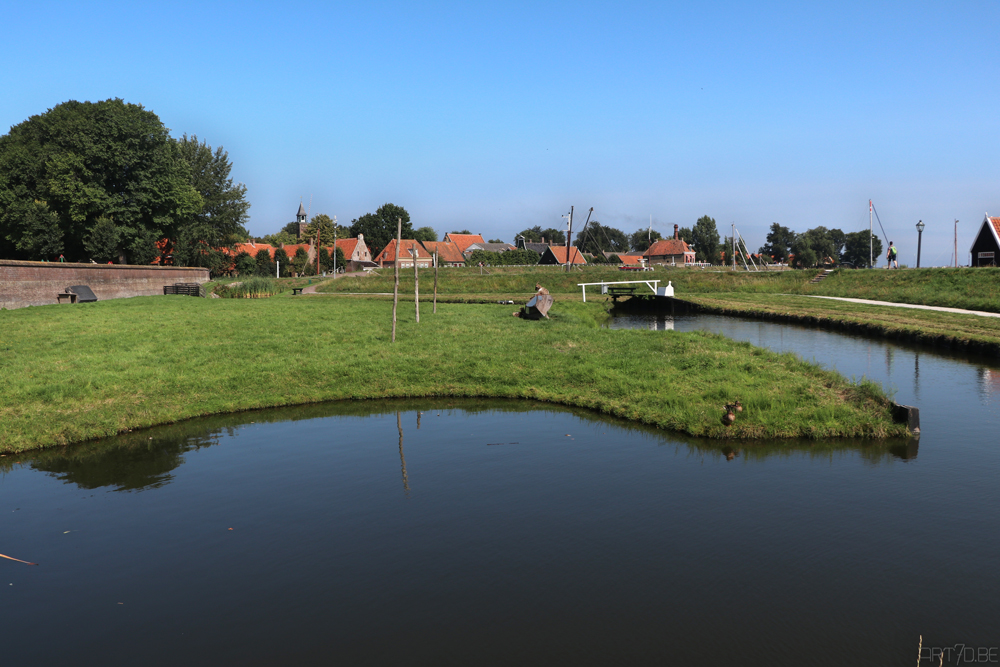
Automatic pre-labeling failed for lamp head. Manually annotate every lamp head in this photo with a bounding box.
[916,220,925,233]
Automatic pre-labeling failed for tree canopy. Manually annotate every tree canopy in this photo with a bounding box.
[759,223,796,262]
[302,213,346,247]
[629,228,662,252]
[690,216,720,263]
[516,225,565,245]
[843,231,881,267]
[573,221,629,254]
[413,226,437,243]
[0,99,249,265]
[349,203,411,256]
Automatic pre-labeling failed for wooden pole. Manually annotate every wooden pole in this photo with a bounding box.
[413,241,420,323]
[392,218,401,343]
[433,251,438,314]
[316,232,320,275]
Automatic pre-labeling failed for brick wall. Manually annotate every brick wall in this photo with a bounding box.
[0,260,210,310]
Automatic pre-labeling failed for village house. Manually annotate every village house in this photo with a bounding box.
[463,241,516,258]
[970,214,1000,267]
[374,239,434,268]
[421,241,466,267]
[643,225,695,266]
[443,233,486,255]
[539,245,587,265]
[334,234,375,271]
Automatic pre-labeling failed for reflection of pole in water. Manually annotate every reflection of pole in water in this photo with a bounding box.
[397,412,410,493]
[885,346,894,376]
[913,352,920,400]
[417,411,421,429]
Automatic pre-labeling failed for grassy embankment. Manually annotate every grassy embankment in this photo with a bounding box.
[0,295,905,453]
[319,265,1000,352]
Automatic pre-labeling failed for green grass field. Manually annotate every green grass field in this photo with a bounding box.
[0,295,905,452]
[321,264,1000,310]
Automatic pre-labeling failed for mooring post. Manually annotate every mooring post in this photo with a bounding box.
[433,251,438,314]
[413,242,420,323]
[392,218,401,343]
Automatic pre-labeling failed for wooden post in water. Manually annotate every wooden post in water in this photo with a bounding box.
[433,251,438,314]
[391,217,401,343]
[413,242,420,323]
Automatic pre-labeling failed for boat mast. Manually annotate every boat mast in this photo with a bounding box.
[869,200,873,268]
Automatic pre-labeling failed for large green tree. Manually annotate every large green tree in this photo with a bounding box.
[759,223,796,263]
[171,134,250,267]
[301,213,346,247]
[690,215,720,263]
[413,227,438,243]
[0,99,203,262]
[516,225,565,245]
[629,227,662,252]
[843,231,882,267]
[349,203,412,256]
[574,221,629,254]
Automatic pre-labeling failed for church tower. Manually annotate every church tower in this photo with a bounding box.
[296,202,308,239]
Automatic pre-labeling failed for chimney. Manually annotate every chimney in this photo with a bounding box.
[674,224,679,240]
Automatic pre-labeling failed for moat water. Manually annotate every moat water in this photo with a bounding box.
[2,315,997,666]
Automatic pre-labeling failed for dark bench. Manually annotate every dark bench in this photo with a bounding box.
[291,288,304,295]
[163,283,203,297]
[607,286,638,297]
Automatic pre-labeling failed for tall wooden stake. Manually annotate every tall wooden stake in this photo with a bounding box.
[433,251,438,314]
[413,241,420,323]
[391,217,401,343]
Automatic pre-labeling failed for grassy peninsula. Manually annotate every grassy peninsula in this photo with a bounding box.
[0,295,905,453]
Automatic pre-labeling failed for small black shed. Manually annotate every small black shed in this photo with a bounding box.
[970,214,1000,267]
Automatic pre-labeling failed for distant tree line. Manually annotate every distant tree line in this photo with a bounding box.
[758,223,882,268]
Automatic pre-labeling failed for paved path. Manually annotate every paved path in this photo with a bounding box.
[300,270,369,294]
[798,295,1000,319]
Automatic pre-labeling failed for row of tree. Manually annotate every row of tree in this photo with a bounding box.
[758,223,882,267]
[0,99,250,264]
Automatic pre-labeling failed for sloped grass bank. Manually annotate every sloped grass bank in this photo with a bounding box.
[681,293,1000,355]
[320,265,1000,311]
[0,297,905,452]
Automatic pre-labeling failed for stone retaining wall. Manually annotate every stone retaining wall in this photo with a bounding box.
[0,260,210,310]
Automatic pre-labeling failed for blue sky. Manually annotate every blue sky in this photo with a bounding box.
[3,1,998,264]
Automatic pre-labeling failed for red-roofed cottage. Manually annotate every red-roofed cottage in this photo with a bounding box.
[539,245,587,265]
[374,239,433,268]
[644,225,696,265]
[421,241,466,267]
[443,233,486,255]
[970,214,1000,267]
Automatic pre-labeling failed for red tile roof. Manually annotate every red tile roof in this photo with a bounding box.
[421,241,465,264]
[617,254,644,265]
[374,239,432,264]
[444,233,486,254]
[335,238,358,258]
[990,217,1000,241]
[281,244,312,258]
[644,239,693,257]
[233,243,277,258]
[546,245,587,264]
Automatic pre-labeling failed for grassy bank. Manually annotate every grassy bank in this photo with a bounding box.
[0,296,905,453]
[320,265,1000,311]
[681,293,1000,355]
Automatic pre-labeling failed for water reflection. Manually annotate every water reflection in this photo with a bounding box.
[1,399,922,494]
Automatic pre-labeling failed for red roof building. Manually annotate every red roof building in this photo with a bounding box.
[644,226,695,265]
[539,245,587,265]
[970,214,1000,267]
[421,241,466,266]
[443,233,486,255]
[374,239,434,268]
[334,235,373,263]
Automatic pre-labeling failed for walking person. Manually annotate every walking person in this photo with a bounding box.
[886,241,898,269]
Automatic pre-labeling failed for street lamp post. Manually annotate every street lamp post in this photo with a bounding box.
[916,220,925,268]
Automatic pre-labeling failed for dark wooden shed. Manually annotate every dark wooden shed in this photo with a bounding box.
[970,214,1000,267]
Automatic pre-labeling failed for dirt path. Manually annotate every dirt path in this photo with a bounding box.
[799,295,1000,319]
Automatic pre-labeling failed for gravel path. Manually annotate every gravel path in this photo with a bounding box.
[798,295,1000,319]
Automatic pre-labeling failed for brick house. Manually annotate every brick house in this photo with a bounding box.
[643,225,695,265]
[539,245,587,265]
[421,241,466,267]
[374,239,434,268]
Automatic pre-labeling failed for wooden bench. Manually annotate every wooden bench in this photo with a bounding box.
[56,292,77,304]
[291,288,304,295]
[607,286,638,297]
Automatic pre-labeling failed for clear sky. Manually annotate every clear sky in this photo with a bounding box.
[3,1,998,265]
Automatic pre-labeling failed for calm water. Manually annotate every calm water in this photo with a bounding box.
[2,316,999,666]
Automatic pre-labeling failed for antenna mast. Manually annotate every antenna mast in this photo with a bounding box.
[870,200,873,268]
